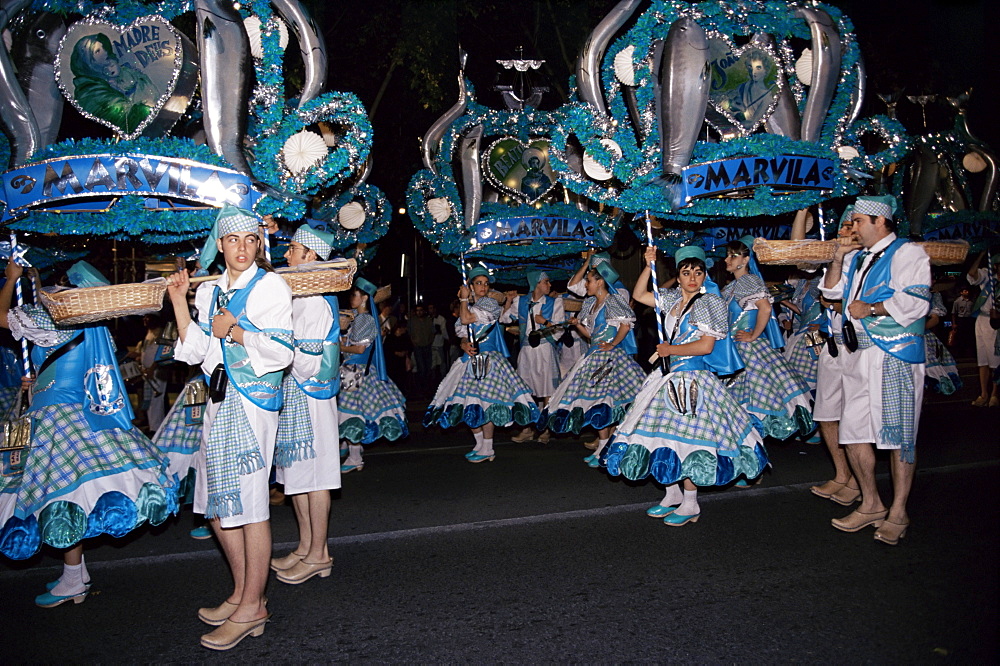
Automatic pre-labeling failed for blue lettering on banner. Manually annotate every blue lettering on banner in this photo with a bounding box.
[681,154,835,203]
[1,155,258,220]
[474,217,596,244]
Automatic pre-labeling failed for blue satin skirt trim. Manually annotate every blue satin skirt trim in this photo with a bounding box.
[0,482,175,560]
[603,440,769,487]
[539,403,631,434]
[423,401,539,430]
[340,415,409,444]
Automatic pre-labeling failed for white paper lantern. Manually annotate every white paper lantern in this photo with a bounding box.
[244,15,289,60]
[613,45,636,86]
[338,201,366,230]
[282,130,328,174]
[795,48,813,86]
[582,139,622,181]
[427,197,452,223]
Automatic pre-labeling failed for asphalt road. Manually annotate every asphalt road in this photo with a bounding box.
[2,364,998,662]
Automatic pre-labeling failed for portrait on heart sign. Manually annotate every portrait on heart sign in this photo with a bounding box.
[706,37,782,135]
[483,138,557,204]
[55,16,186,139]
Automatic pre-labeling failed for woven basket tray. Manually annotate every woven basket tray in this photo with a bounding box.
[39,282,166,326]
[753,238,838,265]
[915,240,969,266]
[274,259,357,296]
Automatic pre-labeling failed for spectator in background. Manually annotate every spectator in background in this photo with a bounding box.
[379,301,396,339]
[384,321,414,394]
[950,285,975,357]
[408,303,434,391]
[428,303,447,383]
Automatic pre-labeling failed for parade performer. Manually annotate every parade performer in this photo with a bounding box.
[809,208,860,506]
[424,266,539,463]
[540,262,644,465]
[722,237,814,440]
[502,270,565,444]
[781,274,823,393]
[820,195,931,545]
[966,251,999,407]
[605,245,763,525]
[923,290,962,395]
[337,278,408,473]
[166,204,293,649]
[269,225,343,585]
[567,250,630,300]
[0,259,176,607]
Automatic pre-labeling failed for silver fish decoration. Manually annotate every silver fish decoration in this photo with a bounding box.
[677,375,687,414]
[272,0,327,109]
[794,7,841,143]
[846,53,866,127]
[750,32,800,141]
[658,17,710,184]
[666,376,682,414]
[422,48,468,174]
[689,378,698,416]
[0,0,40,167]
[459,123,483,229]
[195,0,256,182]
[12,9,64,148]
[903,145,939,238]
[576,0,643,117]
[950,93,998,212]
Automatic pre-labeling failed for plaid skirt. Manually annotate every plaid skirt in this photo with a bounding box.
[0,402,176,560]
[603,369,768,486]
[338,368,409,444]
[153,380,204,495]
[540,347,645,434]
[924,332,962,395]
[729,338,814,439]
[782,330,819,391]
[424,352,539,429]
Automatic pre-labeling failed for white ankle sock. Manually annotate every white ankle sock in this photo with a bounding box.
[594,437,609,456]
[661,484,684,507]
[677,487,700,515]
[345,444,363,465]
[51,562,87,596]
[479,438,494,456]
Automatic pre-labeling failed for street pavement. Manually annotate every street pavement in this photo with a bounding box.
[2,363,998,662]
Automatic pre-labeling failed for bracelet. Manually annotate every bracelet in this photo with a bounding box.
[225,323,237,343]
[869,304,876,316]
[459,298,469,302]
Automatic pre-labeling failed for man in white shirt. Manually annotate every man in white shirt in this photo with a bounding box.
[966,252,999,406]
[820,195,930,546]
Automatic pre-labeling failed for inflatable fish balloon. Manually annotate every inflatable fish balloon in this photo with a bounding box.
[12,10,64,148]
[459,124,483,230]
[794,7,841,142]
[576,0,643,117]
[272,0,327,108]
[422,49,468,174]
[0,0,41,167]
[658,17,710,183]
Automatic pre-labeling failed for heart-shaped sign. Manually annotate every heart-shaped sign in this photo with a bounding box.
[55,16,196,140]
[482,137,558,204]
[705,37,784,136]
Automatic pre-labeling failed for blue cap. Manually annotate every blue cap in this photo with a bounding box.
[674,245,706,265]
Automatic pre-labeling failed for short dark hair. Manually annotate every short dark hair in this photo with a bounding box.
[725,240,750,257]
[677,257,707,272]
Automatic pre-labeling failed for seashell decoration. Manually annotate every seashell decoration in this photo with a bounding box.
[338,201,366,230]
[243,15,290,60]
[282,130,328,175]
[837,145,860,161]
[795,48,813,86]
[613,45,636,86]
[427,197,453,223]
[583,139,623,181]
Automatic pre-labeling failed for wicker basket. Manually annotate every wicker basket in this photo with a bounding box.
[753,238,838,265]
[915,240,969,266]
[39,282,166,325]
[275,259,357,296]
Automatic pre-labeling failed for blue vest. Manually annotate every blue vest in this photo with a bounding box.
[32,325,134,431]
[344,310,389,381]
[463,319,510,358]
[294,295,341,400]
[589,299,637,355]
[517,294,556,347]
[843,238,927,363]
[726,296,784,349]
[209,268,290,411]
[794,292,827,335]
[669,296,744,375]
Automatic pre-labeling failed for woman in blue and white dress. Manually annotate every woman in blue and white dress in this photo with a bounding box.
[0,259,176,607]
[540,262,645,465]
[781,275,824,393]
[722,237,814,439]
[424,266,539,462]
[923,291,962,395]
[604,246,765,526]
[338,279,409,473]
